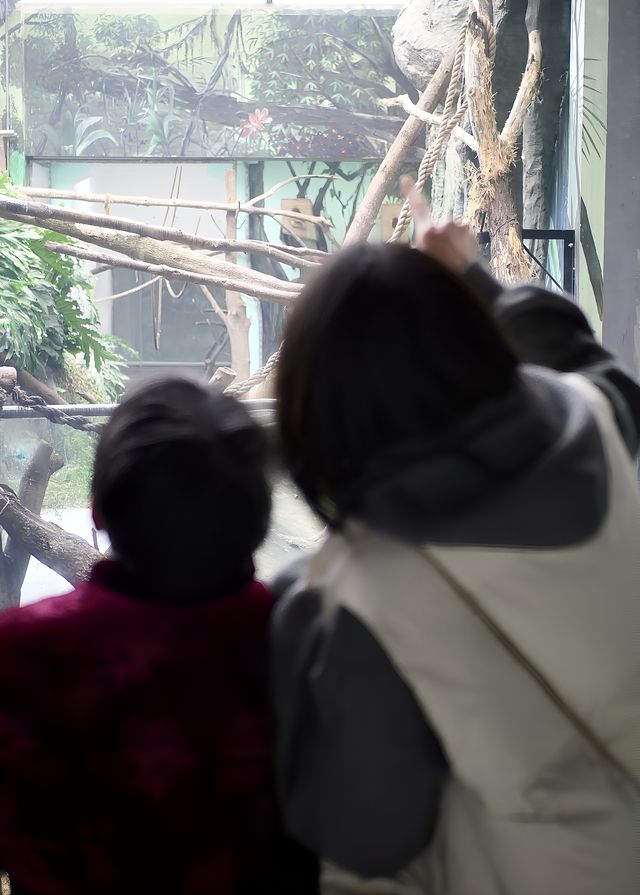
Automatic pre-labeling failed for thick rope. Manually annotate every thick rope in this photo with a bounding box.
[389,20,469,243]
[9,388,106,434]
[224,349,281,398]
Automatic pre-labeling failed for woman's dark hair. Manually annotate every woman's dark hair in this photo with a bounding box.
[92,379,270,601]
[277,242,517,523]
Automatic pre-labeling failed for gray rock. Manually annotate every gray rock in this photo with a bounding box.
[392,1,510,91]
[392,0,469,90]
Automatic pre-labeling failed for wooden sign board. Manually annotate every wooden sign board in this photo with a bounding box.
[280,197,317,242]
[381,203,410,243]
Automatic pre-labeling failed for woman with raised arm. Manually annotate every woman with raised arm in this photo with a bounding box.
[270,180,640,895]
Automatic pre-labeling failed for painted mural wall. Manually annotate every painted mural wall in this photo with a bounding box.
[16,5,405,161]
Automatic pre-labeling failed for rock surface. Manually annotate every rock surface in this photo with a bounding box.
[392,1,510,91]
[392,0,469,90]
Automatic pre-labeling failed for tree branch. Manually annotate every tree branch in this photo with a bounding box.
[0,486,100,586]
[245,174,337,208]
[5,442,64,596]
[500,26,543,151]
[42,240,299,306]
[17,188,333,232]
[0,207,301,301]
[5,194,321,270]
[343,39,458,246]
[381,95,478,152]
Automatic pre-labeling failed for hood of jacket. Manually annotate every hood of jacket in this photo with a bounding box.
[348,366,608,549]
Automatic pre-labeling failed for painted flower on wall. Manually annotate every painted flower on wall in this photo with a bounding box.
[240,108,273,140]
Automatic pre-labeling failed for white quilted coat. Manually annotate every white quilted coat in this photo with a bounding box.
[310,375,640,895]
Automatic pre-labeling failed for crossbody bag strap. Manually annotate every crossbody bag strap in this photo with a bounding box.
[421,546,637,786]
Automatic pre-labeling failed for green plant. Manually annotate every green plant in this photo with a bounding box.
[142,83,184,156]
[581,63,607,161]
[43,427,96,510]
[0,175,128,394]
[39,108,118,157]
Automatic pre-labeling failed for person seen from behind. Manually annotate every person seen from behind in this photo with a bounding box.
[0,379,318,895]
[270,179,640,894]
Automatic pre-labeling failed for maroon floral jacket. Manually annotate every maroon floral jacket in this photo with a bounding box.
[0,561,317,895]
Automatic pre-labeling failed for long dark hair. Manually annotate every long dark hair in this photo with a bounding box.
[277,243,517,524]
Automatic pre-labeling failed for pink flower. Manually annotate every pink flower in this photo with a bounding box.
[240,107,273,140]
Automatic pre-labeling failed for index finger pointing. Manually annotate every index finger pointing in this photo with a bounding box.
[400,175,431,239]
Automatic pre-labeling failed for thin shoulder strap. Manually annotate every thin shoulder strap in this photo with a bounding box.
[421,546,637,786]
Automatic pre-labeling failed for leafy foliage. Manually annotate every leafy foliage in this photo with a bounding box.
[240,13,400,111]
[23,9,404,159]
[0,178,127,394]
[39,108,119,157]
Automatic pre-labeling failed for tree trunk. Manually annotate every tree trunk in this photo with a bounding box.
[521,0,570,280]
[5,442,64,598]
[465,8,541,283]
[0,486,100,585]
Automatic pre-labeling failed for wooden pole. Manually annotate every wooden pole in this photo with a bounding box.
[224,168,251,381]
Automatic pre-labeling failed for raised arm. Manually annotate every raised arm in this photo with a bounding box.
[400,176,640,455]
[464,264,640,454]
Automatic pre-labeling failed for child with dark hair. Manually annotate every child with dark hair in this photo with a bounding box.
[0,379,318,895]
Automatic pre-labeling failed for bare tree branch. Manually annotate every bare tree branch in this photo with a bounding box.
[43,240,299,306]
[3,194,321,270]
[17,187,333,232]
[381,95,478,152]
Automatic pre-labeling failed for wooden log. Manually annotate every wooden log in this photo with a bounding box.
[17,370,65,405]
[44,242,297,305]
[0,486,100,585]
[5,442,65,596]
[208,367,237,392]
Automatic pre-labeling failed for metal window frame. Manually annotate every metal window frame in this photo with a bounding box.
[521,229,576,296]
